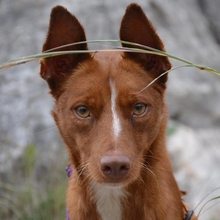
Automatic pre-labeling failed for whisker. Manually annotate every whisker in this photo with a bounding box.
[141,162,156,179]
[79,163,89,178]
[76,162,89,184]
[35,125,58,134]
[80,171,92,186]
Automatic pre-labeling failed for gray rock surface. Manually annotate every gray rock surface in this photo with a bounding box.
[0,0,220,219]
[168,121,220,219]
[199,0,220,44]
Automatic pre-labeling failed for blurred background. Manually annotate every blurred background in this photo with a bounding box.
[0,0,220,219]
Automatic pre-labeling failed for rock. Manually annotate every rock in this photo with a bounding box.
[168,121,220,219]
[198,0,220,44]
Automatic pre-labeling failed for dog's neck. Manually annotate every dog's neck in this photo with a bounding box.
[90,183,128,220]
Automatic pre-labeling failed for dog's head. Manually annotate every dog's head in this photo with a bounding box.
[39,4,171,187]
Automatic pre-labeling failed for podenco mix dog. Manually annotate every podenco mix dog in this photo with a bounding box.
[39,3,197,220]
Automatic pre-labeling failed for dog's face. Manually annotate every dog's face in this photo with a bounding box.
[39,4,171,187]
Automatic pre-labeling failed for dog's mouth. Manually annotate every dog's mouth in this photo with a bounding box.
[90,167,136,188]
[100,182,124,188]
[89,181,128,196]
[91,172,132,187]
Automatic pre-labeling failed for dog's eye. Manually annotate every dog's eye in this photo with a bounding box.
[133,103,147,116]
[75,106,90,118]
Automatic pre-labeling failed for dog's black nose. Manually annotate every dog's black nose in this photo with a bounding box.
[100,155,131,180]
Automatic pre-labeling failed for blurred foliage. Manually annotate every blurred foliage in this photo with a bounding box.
[23,144,36,176]
[166,123,178,136]
[0,143,66,220]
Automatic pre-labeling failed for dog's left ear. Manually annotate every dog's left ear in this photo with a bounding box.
[120,3,171,84]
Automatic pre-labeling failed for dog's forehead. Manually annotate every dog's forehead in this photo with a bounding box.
[64,50,158,99]
[93,51,154,90]
[92,51,123,71]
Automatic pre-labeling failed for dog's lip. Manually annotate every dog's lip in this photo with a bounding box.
[91,180,124,189]
[102,183,123,188]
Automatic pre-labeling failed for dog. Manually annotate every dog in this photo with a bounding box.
[39,3,198,220]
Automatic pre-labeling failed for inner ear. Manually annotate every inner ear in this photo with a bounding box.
[120,4,164,51]
[119,3,171,82]
[39,6,90,97]
[42,6,88,53]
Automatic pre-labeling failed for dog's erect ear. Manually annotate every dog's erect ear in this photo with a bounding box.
[120,3,171,83]
[39,6,90,97]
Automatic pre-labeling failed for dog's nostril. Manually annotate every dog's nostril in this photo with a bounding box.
[120,165,129,172]
[103,165,112,174]
[100,155,131,180]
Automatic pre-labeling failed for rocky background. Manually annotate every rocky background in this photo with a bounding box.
[0,0,220,219]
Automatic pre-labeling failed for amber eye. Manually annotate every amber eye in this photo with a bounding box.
[133,103,147,116]
[75,106,90,118]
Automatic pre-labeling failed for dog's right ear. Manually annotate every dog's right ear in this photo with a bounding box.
[39,6,90,98]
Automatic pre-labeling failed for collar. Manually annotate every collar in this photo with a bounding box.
[183,200,198,220]
[184,209,195,220]
[65,165,72,220]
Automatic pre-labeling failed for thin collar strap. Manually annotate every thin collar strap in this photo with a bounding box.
[184,209,195,220]
[65,165,72,220]
[183,200,198,220]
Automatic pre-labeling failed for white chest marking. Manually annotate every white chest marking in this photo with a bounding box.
[110,80,122,138]
[91,183,127,220]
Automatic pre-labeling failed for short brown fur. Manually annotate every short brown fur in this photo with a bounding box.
[39,3,197,220]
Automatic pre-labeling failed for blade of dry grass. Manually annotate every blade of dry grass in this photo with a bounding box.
[197,196,220,217]
[137,64,191,93]
[0,40,219,76]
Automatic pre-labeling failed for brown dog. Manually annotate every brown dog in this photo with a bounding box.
[39,3,197,220]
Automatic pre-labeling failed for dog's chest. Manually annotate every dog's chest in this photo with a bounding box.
[90,183,128,220]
